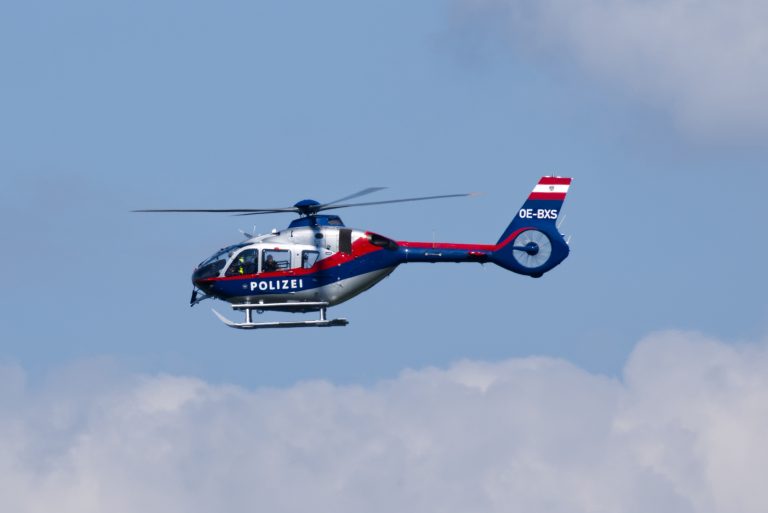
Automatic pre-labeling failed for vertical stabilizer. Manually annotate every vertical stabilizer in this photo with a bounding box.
[496,176,572,244]
[491,176,572,277]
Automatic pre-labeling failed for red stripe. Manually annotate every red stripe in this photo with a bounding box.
[400,226,532,252]
[398,241,496,251]
[538,177,572,185]
[528,192,567,200]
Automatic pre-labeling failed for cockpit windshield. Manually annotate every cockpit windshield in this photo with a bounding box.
[194,243,248,280]
[199,244,245,267]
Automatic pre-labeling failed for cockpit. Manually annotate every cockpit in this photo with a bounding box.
[193,244,323,283]
[192,243,248,281]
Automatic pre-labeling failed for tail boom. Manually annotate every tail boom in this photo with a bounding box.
[395,176,572,277]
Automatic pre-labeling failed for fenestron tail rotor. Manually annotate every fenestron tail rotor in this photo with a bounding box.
[511,229,553,269]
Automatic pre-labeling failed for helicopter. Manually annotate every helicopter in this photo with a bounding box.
[134,176,572,329]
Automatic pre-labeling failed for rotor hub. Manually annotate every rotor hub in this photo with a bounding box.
[293,199,322,217]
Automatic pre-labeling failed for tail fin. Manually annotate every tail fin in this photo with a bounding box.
[496,176,572,244]
[491,176,572,277]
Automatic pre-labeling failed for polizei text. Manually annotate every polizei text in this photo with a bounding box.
[250,278,304,292]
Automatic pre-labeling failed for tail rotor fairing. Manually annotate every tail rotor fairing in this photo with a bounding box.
[511,229,552,269]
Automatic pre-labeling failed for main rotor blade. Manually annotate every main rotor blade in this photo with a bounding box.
[318,193,477,211]
[233,210,297,217]
[321,187,387,208]
[132,208,299,213]
[133,191,478,216]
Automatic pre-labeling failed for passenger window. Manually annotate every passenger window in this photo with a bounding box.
[225,249,258,276]
[262,249,290,273]
[302,250,319,269]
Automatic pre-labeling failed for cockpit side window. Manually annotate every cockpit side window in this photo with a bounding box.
[262,249,290,273]
[194,243,247,280]
[226,248,258,276]
[193,258,226,280]
[198,244,246,268]
[301,250,319,269]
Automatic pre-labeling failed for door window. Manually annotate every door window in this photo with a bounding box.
[301,250,319,269]
[262,249,290,272]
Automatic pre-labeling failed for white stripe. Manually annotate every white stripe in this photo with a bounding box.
[532,184,570,194]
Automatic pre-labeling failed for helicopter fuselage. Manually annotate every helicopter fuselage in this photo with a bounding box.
[193,227,400,306]
[173,176,573,327]
[192,221,565,311]
[192,224,455,310]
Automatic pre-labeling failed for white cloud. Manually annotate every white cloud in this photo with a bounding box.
[2,331,768,512]
[457,0,768,139]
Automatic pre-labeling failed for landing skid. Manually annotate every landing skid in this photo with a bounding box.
[212,302,349,330]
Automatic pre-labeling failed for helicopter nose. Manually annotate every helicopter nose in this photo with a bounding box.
[193,278,216,297]
[191,268,215,294]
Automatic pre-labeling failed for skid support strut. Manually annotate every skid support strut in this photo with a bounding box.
[211,302,349,330]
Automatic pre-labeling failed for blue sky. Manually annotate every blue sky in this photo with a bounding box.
[3,0,766,386]
[2,1,768,510]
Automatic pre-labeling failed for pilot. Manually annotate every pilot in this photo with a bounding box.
[226,255,246,276]
[263,254,278,272]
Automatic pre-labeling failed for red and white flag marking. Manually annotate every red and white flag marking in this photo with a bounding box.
[528,176,572,200]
